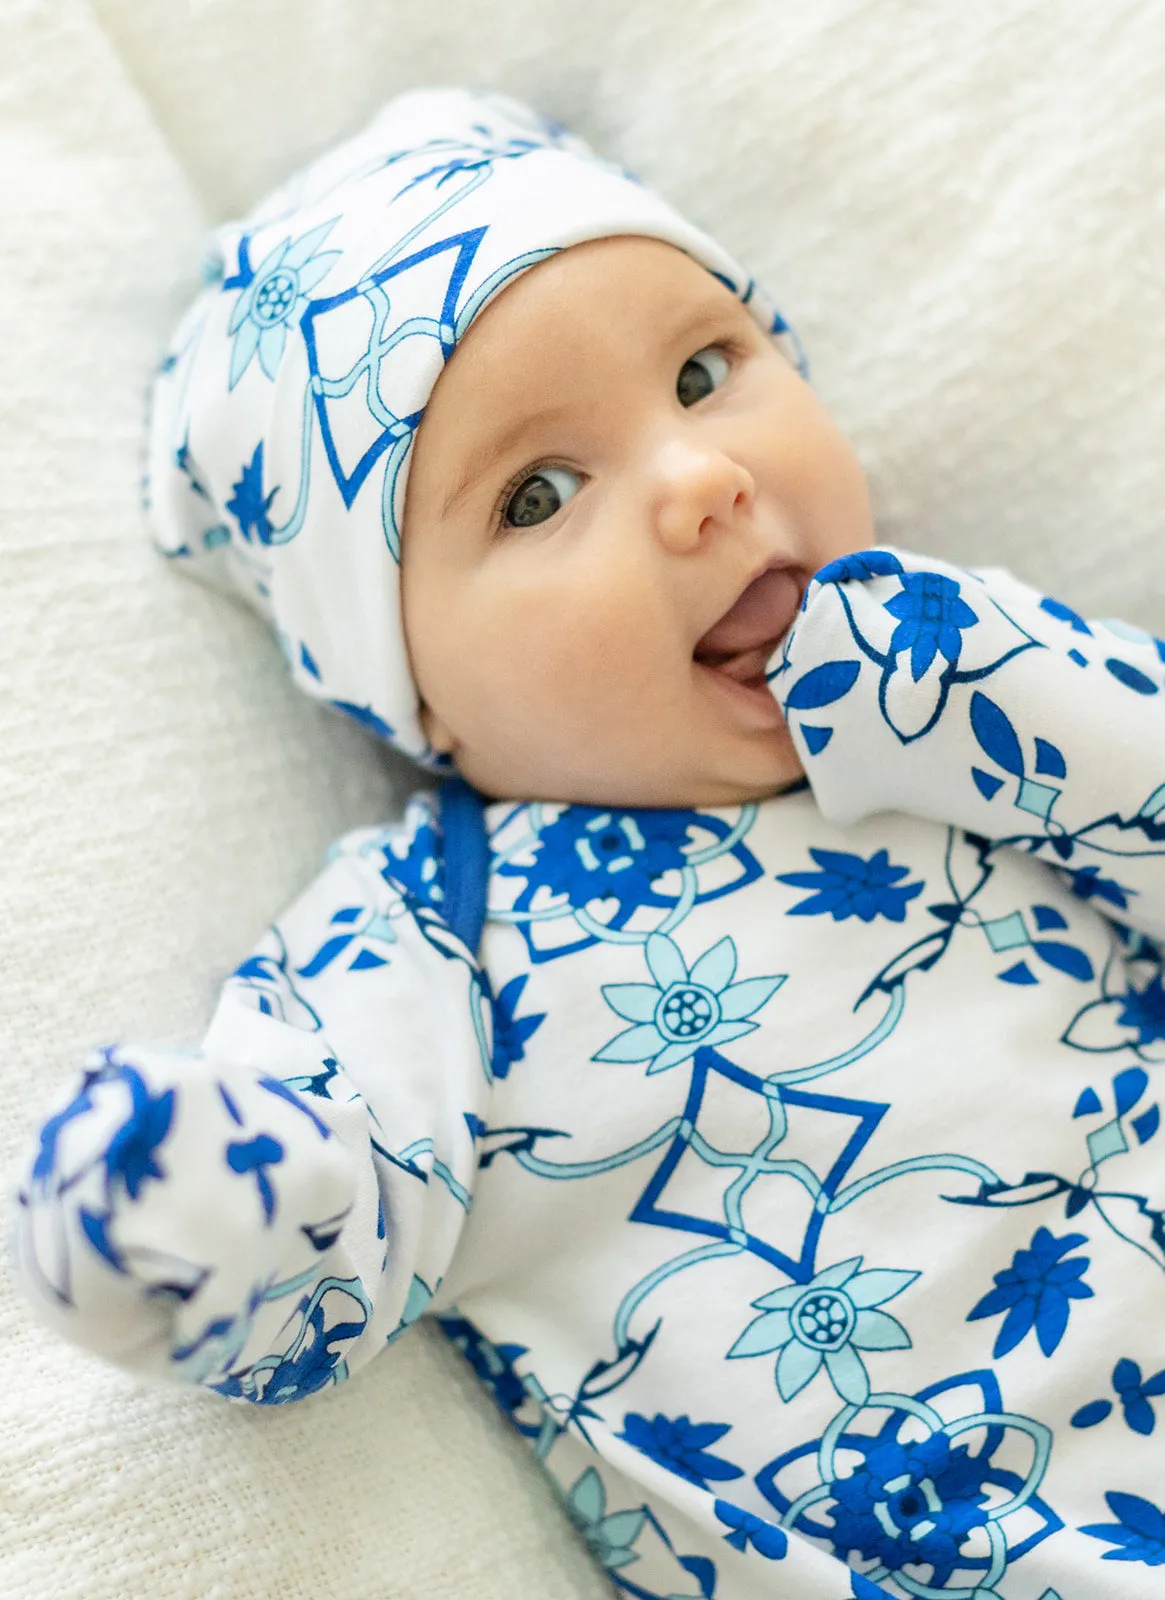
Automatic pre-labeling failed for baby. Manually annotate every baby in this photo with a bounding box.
[14,88,1165,1600]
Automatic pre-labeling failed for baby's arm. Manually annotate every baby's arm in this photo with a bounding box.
[12,805,489,1401]
[770,548,1165,938]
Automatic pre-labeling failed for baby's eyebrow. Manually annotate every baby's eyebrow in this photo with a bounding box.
[439,404,571,519]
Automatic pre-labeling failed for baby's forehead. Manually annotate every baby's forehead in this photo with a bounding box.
[443,237,750,399]
[473,235,739,334]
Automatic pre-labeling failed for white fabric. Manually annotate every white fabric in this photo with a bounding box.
[2,2,1165,1597]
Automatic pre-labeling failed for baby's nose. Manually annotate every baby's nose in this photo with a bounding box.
[650,438,755,554]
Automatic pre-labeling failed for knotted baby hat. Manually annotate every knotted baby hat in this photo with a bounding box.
[147,87,796,767]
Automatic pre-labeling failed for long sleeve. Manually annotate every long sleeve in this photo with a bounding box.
[12,797,493,1403]
[769,547,1165,939]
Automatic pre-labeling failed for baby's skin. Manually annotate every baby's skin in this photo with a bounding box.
[401,236,871,807]
[15,234,1165,1600]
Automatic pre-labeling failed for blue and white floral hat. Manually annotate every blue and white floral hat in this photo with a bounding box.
[147,86,797,767]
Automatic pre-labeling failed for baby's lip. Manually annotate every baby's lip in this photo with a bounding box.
[693,563,804,677]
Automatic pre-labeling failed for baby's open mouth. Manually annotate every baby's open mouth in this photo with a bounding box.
[693,564,804,688]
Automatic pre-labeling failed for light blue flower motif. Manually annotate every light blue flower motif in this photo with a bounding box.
[727,1257,917,1405]
[594,933,784,1075]
[565,1467,647,1571]
[227,220,341,389]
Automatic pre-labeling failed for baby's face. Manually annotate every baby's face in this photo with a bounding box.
[401,237,873,806]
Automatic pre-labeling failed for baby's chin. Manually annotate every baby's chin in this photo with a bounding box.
[453,728,805,810]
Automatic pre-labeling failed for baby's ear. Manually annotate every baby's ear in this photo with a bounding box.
[419,702,457,756]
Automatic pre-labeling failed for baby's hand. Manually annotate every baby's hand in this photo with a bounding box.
[14,1044,358,1376]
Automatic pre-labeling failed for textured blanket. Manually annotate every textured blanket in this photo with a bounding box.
[2,2,1162,1596]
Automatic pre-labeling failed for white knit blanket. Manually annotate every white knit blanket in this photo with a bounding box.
[2,3,1163,1596]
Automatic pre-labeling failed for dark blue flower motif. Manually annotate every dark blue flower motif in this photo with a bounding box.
[210,1284,368,1405]
[829,1433,991,1585]
[375,806,445,911]
[967,1226,1093,1357]
[1040,595,1093,634]
[850,1575,892,1599]
[436,1316,530,1423]
[619,1412,744,1489]
[226,1132,285,1225]
[513,807,693,913]
[1081,1491,1165,1565]
[758,1370,1059,1584]
[1072,1357,1165,1434]
[778,848,924,924]
[814,549,905,588]
[713,1500,787,1559]
[1113,1358,1165,1435]
[489,974,546,1081]
[1063,863,1132,912]
[883,570,979,680]
[266,1292,367,1403]
[257,1295,365,1403]
[31,1088,95,1182]
[225,443,276,543]
[104,1067,175,1202]
[1118,975,1165,1046]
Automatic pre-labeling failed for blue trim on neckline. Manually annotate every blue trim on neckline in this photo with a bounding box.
[438,778,489,957]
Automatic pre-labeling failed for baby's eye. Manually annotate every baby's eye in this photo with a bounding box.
[676,345,731,407]
[502,465,582,528]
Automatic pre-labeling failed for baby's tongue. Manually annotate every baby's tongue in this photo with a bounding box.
[696,566,802,661]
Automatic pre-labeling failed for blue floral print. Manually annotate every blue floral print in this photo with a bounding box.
[224,444,276,544]
[759,1371,1059,1592]
[727,1257,916,1405]
[1081,1491,1165,1565]
[849,1575,893,1600]
[777,848,924,924]
[883,569,980,680]
[1073,1357,1165,1435]
[211,1280,370,1404]
[225,221,341,388]
[488,974,545,1080]
[225,1132,285,1224]
[712,1501,787,1559]
[1118,973,1165,1044]
[1064,863,1133,912]
[595,933,783,1075]
[619,1412,743,1488]
[828,1432,991,1584]
[565,1467,647,1571]
[436,1317,531,1425]
[102,1065,175,1202]
[967,1227,1093,1358]
[509,805,694,913]
[18,546,1165,1599]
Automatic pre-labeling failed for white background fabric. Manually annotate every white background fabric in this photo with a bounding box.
[1,2,1162,1595]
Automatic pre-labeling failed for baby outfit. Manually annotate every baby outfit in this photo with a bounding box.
[14,90,1165,1600]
